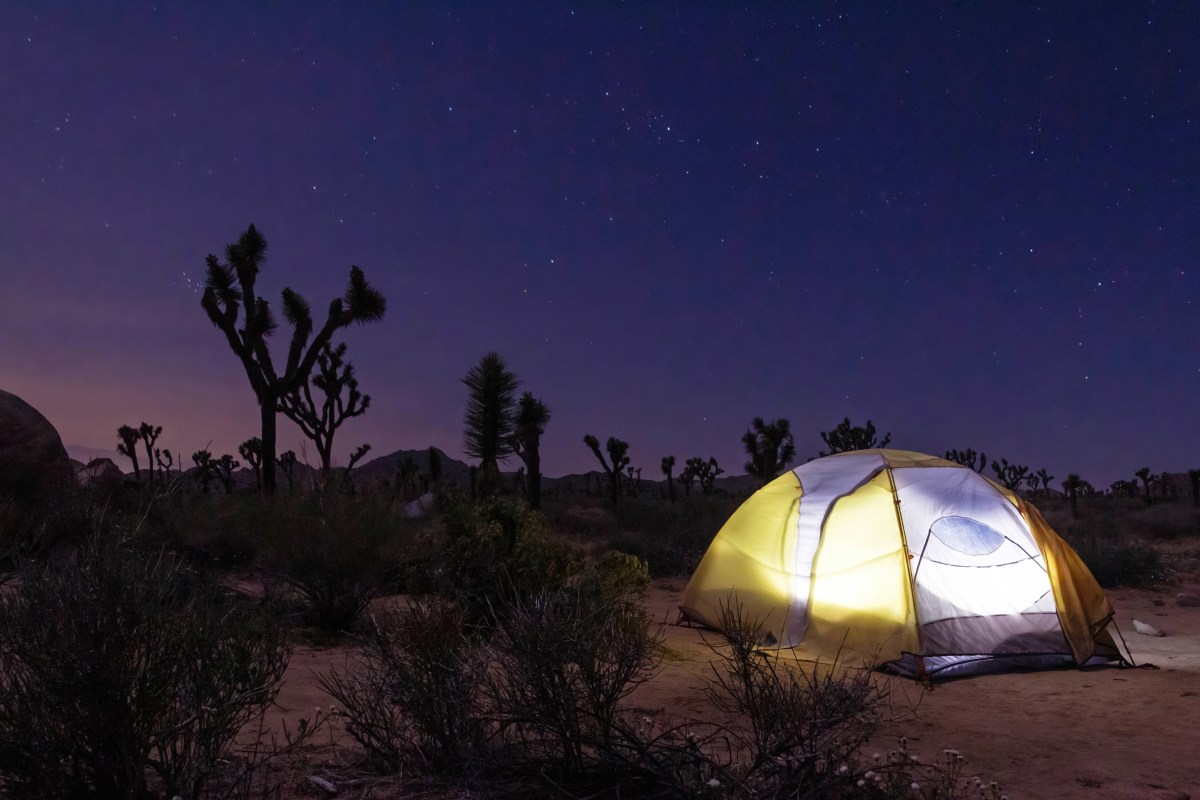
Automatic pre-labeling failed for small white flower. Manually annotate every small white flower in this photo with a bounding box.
[837,764,850,775]
[707,778,720,788]
[857,779,866,788]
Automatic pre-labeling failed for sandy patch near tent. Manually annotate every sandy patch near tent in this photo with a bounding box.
[264,581,1200,799]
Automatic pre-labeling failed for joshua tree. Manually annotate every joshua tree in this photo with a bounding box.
[678,461,698,497]
[1135,467,1152,506]
[276,450,297,491]
[990,458,1030,491]
[192,450,215,495]
[688,456,724,495]
[742,416,796,485]
[154,448,174,482]
[238,437,264,492]
[583,434,629,505]
[819,417,891,455]
[116,425,142,480]
[1063,473,1082,519]
[213,454,239,494]
[1189,469,1200,509]
[509,392,551,509]
[278,341,371,478]
[661,455,677,503]
[462,352,519,495]
[945,448,987,473]
[137,422,162,486]
[1035,468,1054,497]
[1110,478,1139,498]
[200,224,386,494]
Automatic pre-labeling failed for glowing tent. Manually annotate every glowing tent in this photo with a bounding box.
[680,449,1125,679]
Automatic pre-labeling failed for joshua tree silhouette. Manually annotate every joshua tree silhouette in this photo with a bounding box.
[200,224,385,493]
[742,416,796,485]
[461,352,519,496]
[510,392,551,509]
[116,425,141,480]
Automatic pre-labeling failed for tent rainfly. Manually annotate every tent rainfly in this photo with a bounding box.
[680,449,1127,679]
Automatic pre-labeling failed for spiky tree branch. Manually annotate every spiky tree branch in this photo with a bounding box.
[238,437,264,492]
[278,341,371,477]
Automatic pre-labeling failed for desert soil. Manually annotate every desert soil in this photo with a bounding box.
[267,557,1200,800]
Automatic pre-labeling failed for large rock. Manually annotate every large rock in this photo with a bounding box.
[0,389,74,504]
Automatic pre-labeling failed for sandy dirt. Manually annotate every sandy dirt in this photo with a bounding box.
[265,577,1200,799]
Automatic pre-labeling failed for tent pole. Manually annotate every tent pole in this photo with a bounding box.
[883,465,926,676]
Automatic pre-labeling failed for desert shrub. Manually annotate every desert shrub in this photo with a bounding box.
[320,598,484,773]
[583,550,652,608]
[704,601,887,798]
[260,490,407,634]
[609,495,739,576]
[0,537,290,799]
[1070,533,1167,588]
[0,483,115,562]
[437,493,584,623]
[479,580,665,784]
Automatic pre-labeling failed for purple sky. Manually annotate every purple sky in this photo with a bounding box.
[2,3,1197,488]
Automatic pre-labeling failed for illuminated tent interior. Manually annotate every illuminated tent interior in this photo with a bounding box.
[679,449,1126,679]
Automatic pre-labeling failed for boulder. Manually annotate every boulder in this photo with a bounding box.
[77,457,123,487]
[0,389,74,504]
[1176,593,1200,608]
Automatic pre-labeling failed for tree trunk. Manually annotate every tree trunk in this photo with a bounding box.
[260,398,277,494]
[527,453,542,509]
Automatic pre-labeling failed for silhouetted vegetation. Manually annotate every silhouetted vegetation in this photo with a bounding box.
[116,423,142,479]
[0,536,289,799]
[200,224,386,493]
[742,417,796,485]
[510,391,551,510]
[461,352,520,496]
[138,421,162,486]
[279,340,371,479]
[944,448,987,472]
[584,434,630,506]
[819,417,891,455]
[990,457,1029,491]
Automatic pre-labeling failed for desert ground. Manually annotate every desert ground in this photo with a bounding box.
[268,542,1200,800]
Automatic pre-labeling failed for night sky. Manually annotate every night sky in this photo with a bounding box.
[3,3,1197,488]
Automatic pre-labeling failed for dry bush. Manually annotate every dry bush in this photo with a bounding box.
[260,491,410,634]
[319,599,484,773]
[0,537,290,799]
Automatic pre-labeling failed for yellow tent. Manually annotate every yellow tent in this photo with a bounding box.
[680,449,1124,679]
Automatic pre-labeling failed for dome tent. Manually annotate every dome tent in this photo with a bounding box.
[680,449,1126,679]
